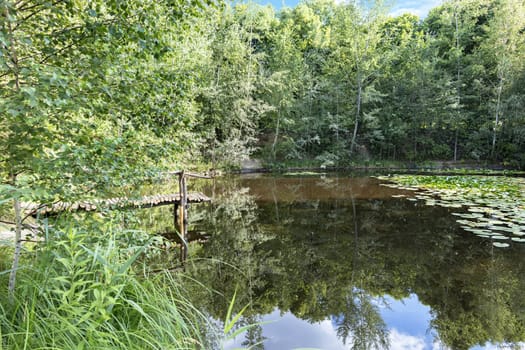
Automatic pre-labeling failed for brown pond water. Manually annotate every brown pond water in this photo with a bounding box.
[145,174,525,350]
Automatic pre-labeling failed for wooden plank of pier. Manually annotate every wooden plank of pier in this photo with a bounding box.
[26,192,211,216]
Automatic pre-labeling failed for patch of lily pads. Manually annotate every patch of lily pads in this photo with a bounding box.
[377,175,525,248]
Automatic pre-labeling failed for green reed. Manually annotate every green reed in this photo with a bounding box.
[0,225,213,350]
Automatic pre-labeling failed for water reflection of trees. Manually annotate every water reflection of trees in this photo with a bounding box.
[429,244,525,350]
[187,176,525,350]
[334,288,389,350]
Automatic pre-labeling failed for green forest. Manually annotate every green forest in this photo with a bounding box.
[1,0,525,348]
[3,0,525,185]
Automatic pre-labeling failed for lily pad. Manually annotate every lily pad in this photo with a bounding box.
[454,213,484,219]
[384,175,525,244]
[440,203,463,208]
[465,228,493,236]
[456,219,473,226]
[468,207,488,213]
[487,225,514,233]
[490,235,508,240]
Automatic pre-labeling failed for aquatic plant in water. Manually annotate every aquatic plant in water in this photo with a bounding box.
[377,175,525,248]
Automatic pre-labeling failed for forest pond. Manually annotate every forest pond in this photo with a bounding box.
[152,174,525,350]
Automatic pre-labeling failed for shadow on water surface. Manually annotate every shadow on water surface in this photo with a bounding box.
[147,174,525,350]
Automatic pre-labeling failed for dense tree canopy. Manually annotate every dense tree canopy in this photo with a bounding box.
[1,0,523,229]
[2,0,525,198]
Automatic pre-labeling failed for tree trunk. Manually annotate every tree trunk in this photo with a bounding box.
[491,76,503,158]
[454,0,461,163]
[4,2,23,302]
[272,110,280,160]
[414,138,417,159]
[8,193,23,302]
[454,129,458,162]
[350,76,362,156]
[335,89,340,144]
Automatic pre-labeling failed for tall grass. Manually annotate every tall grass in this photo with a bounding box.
[0,225,215,349]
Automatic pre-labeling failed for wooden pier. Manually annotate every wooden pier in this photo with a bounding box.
[26,170,212,263]
[26,192,211,216]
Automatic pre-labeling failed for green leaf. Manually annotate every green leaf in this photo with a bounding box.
[117,243,148,275]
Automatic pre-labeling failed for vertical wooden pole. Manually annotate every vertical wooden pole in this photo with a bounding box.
[183,175,188,260]
[173,202,179,262]
[173,203,179,233]
[178,171,188,262]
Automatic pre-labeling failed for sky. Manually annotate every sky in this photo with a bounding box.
[389,0,443,18]
[224,294,442,350]
[224,294,518,350]
[251,0,444,18]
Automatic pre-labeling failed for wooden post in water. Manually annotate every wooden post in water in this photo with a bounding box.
[173,202,179,239]
[178,171,189,262]
[169,169,213,263]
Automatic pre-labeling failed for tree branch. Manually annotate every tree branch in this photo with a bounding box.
[0,219,40,230]
[14,0,69,31]
[14,17,120,66]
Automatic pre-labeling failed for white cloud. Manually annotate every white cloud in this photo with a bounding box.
[263,315,347,350]
[389,0,443,18]
[389,328,426,350]
[224,311,347,350]
[432,339,452,350]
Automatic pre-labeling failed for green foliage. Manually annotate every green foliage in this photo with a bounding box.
[241,0,525,167]
[1,0,524,191]
[0,225,212,349]
[2,0,525,202]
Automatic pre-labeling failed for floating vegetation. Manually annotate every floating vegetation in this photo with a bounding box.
[378,175,525,246]
[490,235,509,240]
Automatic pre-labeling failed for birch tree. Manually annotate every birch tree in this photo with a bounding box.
[482,0,525,159]
[329,2,385,157]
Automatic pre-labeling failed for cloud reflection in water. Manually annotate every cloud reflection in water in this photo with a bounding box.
[226,294,444,350]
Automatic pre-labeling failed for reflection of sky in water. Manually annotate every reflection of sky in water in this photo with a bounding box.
[380,294,435,349]
[224,294,521,350]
